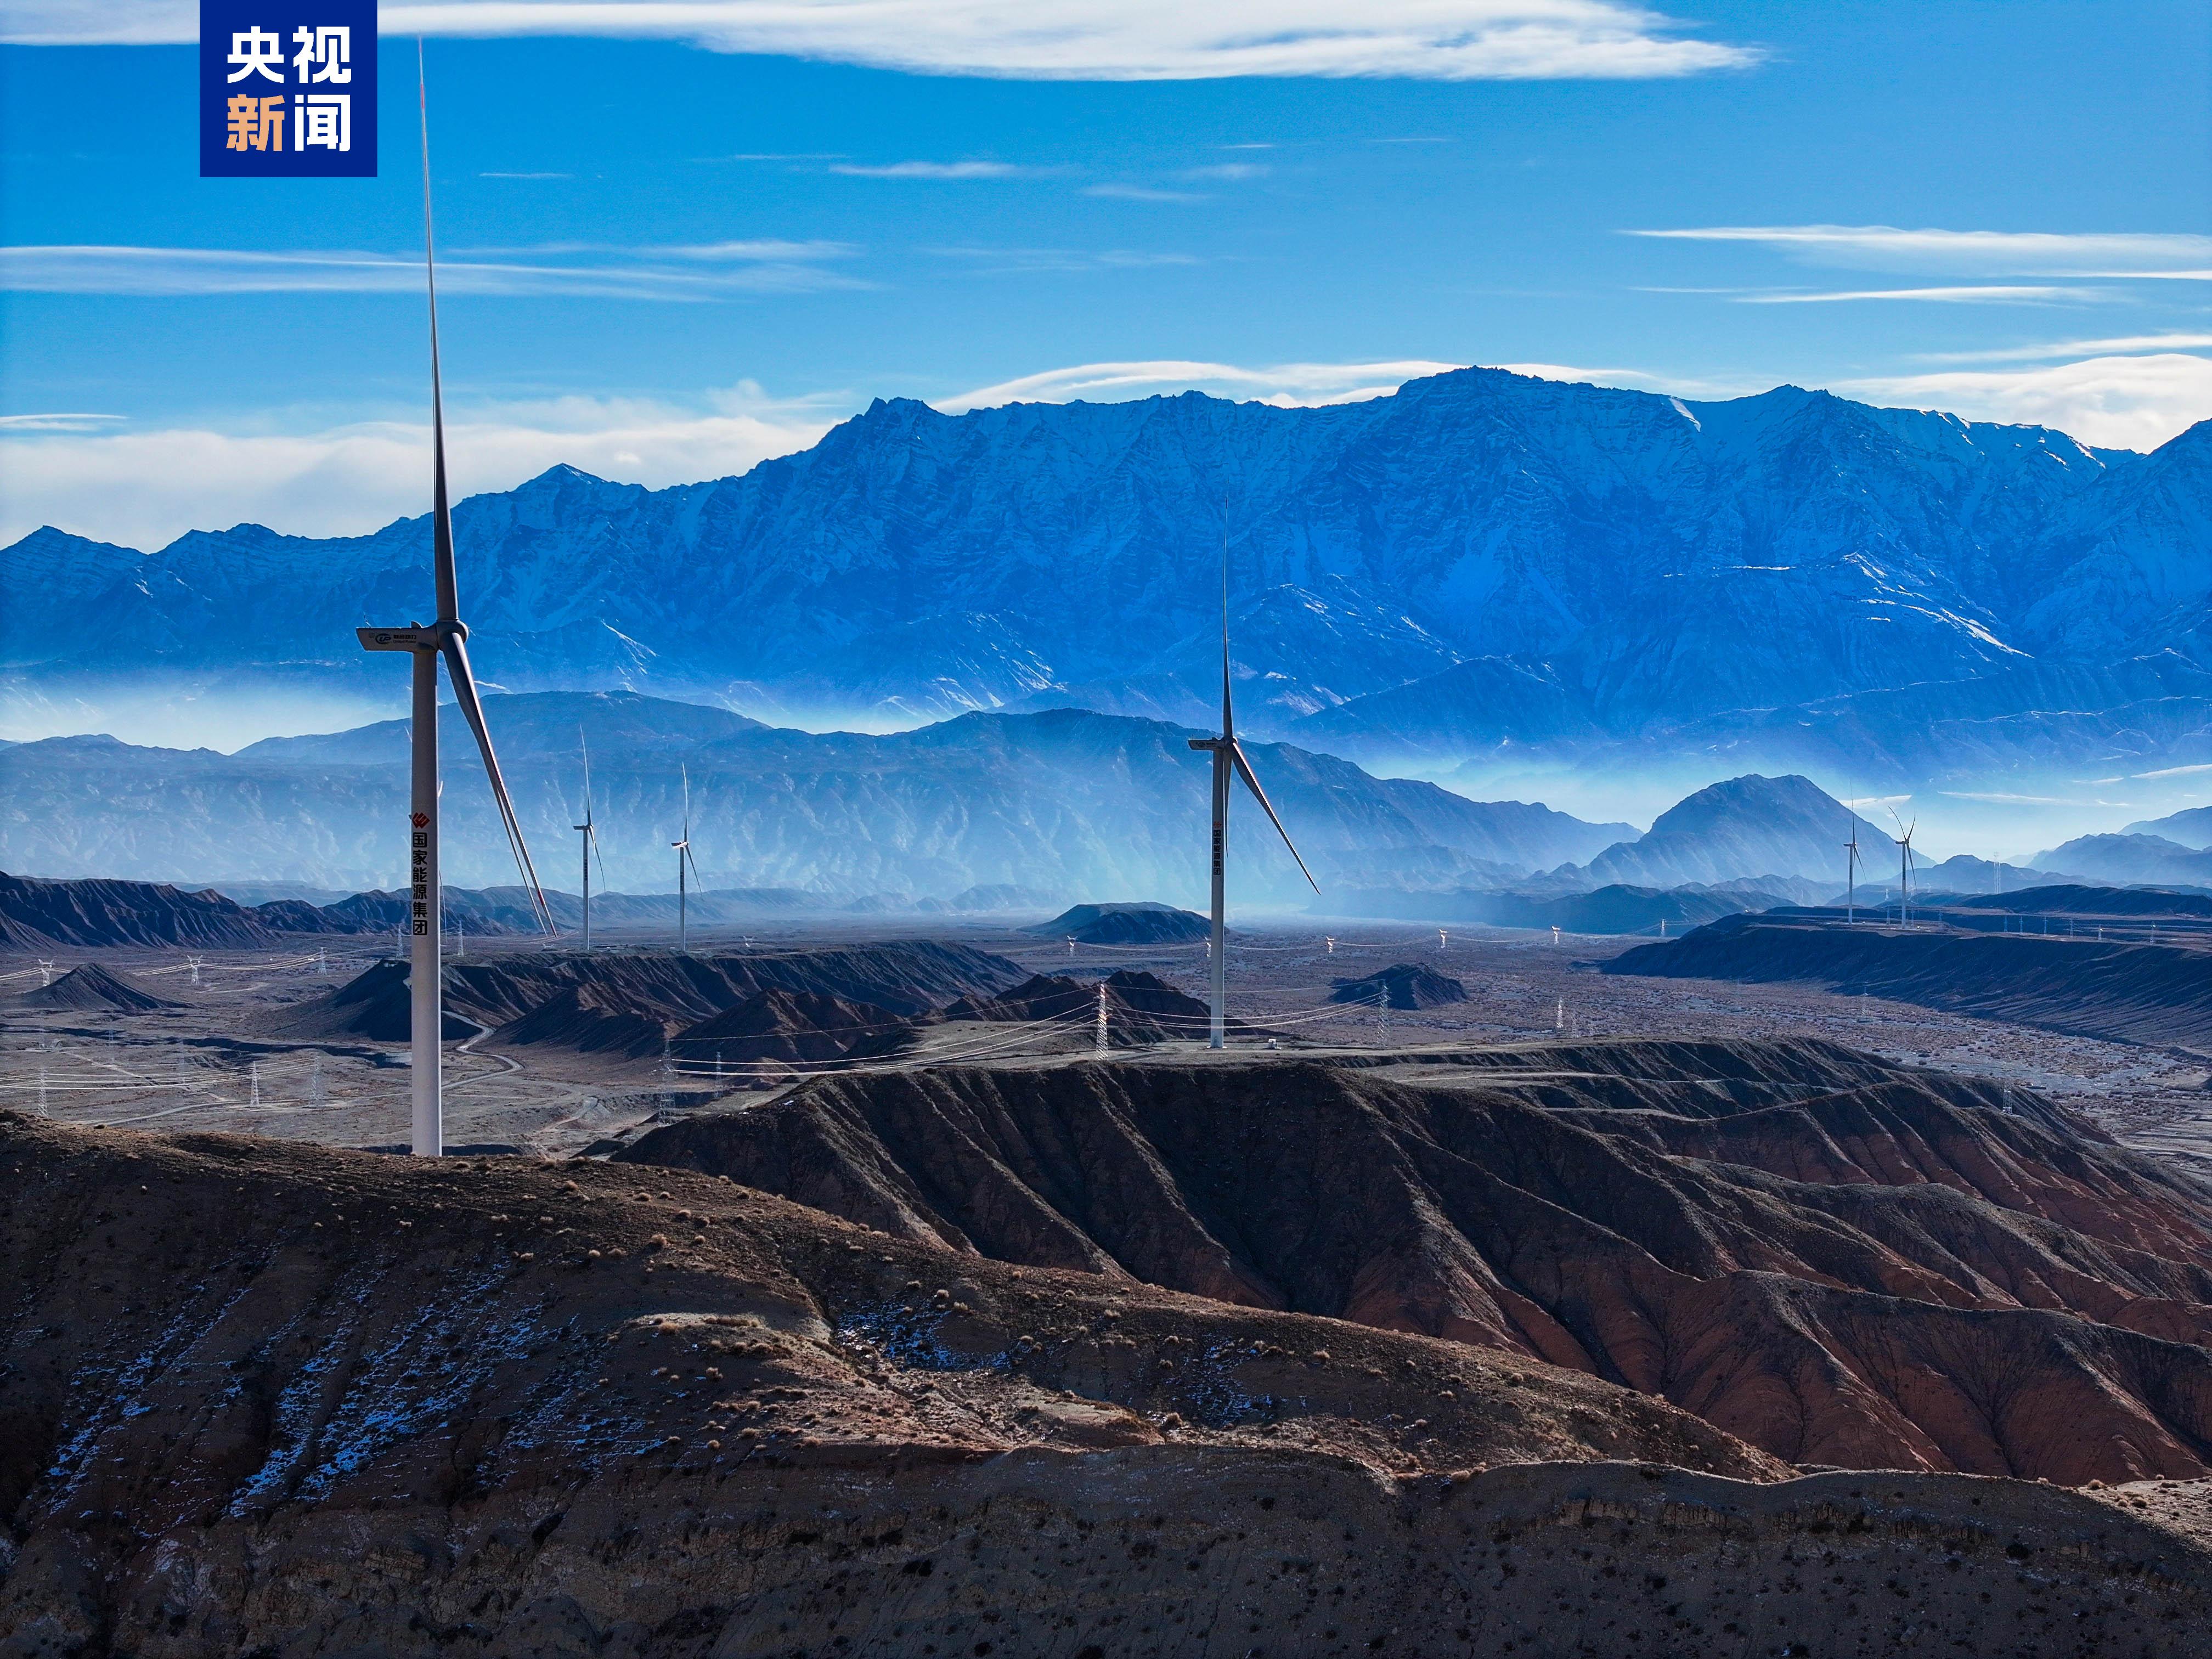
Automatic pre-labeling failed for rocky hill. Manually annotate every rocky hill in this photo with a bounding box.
[1328,963,1468,1009]
[10,962,179,1013]
[617,1042,2212,1485]
[6,1112,2209,1655]
[1608,915,2212,1047]
[945,968,1231,1046]
[1032,901,1212,944]
[267,944,1024,1051]
[0,870,275,951]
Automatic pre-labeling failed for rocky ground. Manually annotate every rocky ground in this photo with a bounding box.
[5,1110,2211,1658]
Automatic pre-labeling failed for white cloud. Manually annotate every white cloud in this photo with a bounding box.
[1737,285,2103,305]
[828,160,1029,178]
[1629,225,2212,275]
[938,358,1468,412]
[925,246,1204,274]
[1083,184,1207,202]
[1841,353,2212,452]
[0,412,125,432]
[0,387,839,551]
[1915,332,2212,364]
[0,242,862,300]
[1179,162,1269,180]
[1492,362,1754,398]
[10,3,1759,81]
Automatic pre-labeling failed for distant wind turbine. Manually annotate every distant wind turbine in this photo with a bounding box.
[1186,522,1318,1048]
[573,731,607,950]
[672,764,704,951]
[356,44,554,1158]
[1889,808,1917,927]
[1844,808,1861,924]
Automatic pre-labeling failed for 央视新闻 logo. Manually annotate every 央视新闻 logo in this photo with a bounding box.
[200,2,377,178]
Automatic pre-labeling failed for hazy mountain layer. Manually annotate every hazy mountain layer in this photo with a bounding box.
[2034,833,2212,888]
[0,693,1631,902]
[8,369,2205,785]
[1570,773,1899,888]
[2130,805,2212,848]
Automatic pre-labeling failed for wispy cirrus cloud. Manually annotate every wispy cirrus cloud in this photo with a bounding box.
[0,241,863,300]
[926,246,1204,275]
[1736,285,2106,305]
[1178,162,1269,180]
[0,412,126,432]
[1084,184,1209,203]
[938,357,1465,412]
[0,384,843,551]
[13,3,1761,81]
[1915,332,2212,364]
[828,160,1031,178]
[1629,225,2212,276]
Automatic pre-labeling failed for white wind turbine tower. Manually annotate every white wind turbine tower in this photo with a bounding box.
[1186,523,1318,1048]
[672,764,704,951]
[573,731,607,950]
[356,46,555,1158]
[1889,808,1917,927]
[1843,808,1861,924]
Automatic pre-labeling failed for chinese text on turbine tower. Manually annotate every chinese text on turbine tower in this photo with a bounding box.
[199,2,377,178]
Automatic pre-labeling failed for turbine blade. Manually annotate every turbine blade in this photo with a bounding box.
[442,634,554,934]
[685,844,704,889]
[1229,738,1319,894]
[418,44,459,628]
[1220,534,1234,741]
[682,763,692,839]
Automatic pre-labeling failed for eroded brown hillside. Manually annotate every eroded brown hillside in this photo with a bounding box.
[619,1040,2212,1483]
[6,1111,2212,1656]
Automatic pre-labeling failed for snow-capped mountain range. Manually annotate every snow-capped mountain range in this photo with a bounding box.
[7,366,2210,789]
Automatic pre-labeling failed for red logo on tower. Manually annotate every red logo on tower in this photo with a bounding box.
[411,812,430,828]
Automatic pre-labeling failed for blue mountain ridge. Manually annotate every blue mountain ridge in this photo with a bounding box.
[6,367,2206,785]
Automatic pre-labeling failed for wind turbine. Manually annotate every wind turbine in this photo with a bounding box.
[1844,807,1861,924]
[356,45,554,1158]
[1889,808,1917,927]
[1186,524,1318,1048]
[672,764,703,951]
[573,731,607,950]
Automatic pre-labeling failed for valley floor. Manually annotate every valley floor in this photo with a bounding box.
[4,918,2208,1164]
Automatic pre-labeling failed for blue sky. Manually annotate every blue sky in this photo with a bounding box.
[2,0,2207,549]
